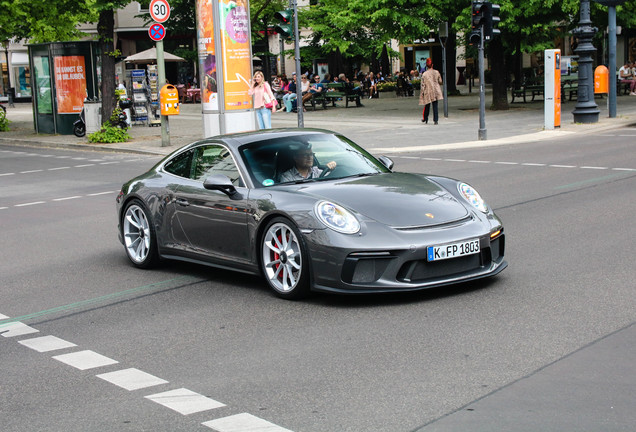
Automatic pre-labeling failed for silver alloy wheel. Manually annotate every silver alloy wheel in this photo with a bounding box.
[123,204,151,264]
[262,222,302,293]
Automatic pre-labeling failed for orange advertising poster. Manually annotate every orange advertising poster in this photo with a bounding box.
[54,56,87,114]
[219,0,252,111]
[197,0,218,111]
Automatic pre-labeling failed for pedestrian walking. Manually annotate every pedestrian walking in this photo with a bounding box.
[419,58,443,125]
[248,71,277,129]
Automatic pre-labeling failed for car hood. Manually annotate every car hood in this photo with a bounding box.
[287,173,470,228]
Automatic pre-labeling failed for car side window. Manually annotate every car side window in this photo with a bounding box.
[163,149,194,178]
[192,144,242,186]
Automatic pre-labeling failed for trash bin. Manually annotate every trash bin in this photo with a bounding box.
[594,65,609,94]
[84,100,102,134]
[160,84,180,115]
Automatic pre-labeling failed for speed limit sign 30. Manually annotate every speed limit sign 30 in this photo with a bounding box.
[150,0,170,23]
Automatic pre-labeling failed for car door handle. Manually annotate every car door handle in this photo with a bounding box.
[176,198,189,207]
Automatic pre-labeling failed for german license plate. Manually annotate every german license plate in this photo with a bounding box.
[427,239,480,262]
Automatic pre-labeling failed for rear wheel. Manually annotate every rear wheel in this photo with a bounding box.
[122,200,159,268]
[261,217,310,299]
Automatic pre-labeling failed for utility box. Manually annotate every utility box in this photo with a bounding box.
[160,84,180,115]
[594,65,609,94]
[544,49,561,130]
[84,100,101,134]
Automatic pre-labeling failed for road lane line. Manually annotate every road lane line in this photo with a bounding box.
[202,413,294,432]
[146,388,225,415]
[87,191,116,196]
[48,166,70,171]
[0,172,15,176]
[53,350,119,370]
[19,335,77,352]
[96,368,169,391]
[74,164,96,168]
[14,201,46,207]
[52,196,83,201]
[0,276,197,327]
[20,169,44,174]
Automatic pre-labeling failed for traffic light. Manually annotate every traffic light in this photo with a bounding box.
[484,3,501,40]
[469,31,481,46]
[274,9,293,40]
[471,1,485,31]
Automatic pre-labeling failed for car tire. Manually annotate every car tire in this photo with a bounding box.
[122,199,159,269]
[261,217,310,299]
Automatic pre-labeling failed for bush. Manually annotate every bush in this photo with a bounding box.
[0,110,10,131]
[88,124,131,143]
[377,82,395,92]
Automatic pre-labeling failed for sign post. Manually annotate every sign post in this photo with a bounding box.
[149,0,171,147]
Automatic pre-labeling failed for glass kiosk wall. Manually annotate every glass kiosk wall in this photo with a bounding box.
[28,41,99,135]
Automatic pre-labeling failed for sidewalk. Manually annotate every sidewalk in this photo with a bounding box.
[2,89,636,156]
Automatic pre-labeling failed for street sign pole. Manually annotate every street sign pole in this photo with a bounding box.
[157,39,170,147]
[478,25,487,140]
[150,0,171,146]
[292,0,303,127]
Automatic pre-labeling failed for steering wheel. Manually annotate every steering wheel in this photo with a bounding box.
[319,166,334,178]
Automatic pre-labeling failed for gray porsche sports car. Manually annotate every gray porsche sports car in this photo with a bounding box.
[116,128,506,299]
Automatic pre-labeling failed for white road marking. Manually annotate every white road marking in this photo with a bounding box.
[0,172,15,176]
[48,166,70,171]
[19,335,77,352]
[20,169,43,174]
[52,350,119,370]
[52,196,82,202]
[96,368,169,391]
[74,164,95,168]
[14,201,46,207]
[202,413,294,432]
[392,156,635,173]
[87,191,116,196]
[0,321,40,337]
[145,388,225,415]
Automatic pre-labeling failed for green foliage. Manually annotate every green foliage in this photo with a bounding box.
[88,124,130,143]
[377,82,395,92]
[0,110,10,132]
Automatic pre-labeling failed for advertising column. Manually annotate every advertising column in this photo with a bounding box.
[196,0,254,137]
[544,49,561,130]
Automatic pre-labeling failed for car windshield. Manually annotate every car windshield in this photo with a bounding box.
[239,133,391,187]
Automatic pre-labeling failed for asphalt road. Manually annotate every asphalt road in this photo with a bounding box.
[1,125,635,432]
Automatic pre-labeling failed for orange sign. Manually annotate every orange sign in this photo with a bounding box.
[219,0,252,111]
[197,0,218,110]
[54,56,87,114]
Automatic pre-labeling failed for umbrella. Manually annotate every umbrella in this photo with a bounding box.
[124,47,185,63]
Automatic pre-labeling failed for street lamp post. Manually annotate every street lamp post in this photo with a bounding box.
[594,0,627,118]
[572,0,600,123]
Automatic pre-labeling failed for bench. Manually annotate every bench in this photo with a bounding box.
[510,81,544,103]
[562,80,578,101]
[303,90,327,111]
[324,82,361,107]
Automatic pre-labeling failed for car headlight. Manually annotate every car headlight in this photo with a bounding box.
[458,182,488,213]
[315,201,360,234]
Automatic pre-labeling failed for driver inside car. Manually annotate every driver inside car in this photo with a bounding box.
[279,144,337,183]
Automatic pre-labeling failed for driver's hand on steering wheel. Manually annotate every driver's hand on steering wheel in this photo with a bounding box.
[326,161,337,170]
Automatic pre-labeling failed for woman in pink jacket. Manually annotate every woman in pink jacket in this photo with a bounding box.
[248,71,277,129]
[418,58,443,125]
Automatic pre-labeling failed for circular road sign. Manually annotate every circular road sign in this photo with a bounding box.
[148,23,166,41]
[149,0,170,23]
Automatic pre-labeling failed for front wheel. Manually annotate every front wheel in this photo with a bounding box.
[122,200,159,268]
[261,218,310,299]
[73,123,85,137]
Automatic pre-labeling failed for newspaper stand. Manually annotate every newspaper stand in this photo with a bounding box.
[131,69,149,125]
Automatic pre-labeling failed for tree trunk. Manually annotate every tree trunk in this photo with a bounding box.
[98,9,115,125]
[489,37,508,110]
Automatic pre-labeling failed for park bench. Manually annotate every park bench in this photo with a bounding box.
[324,82,361,107]
[510,78,544,103]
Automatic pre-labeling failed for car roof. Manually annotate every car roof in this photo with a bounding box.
[186,128,339,150]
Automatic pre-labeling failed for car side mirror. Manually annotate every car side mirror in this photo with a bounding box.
[203,174,243,199]
[378,155,394,170]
